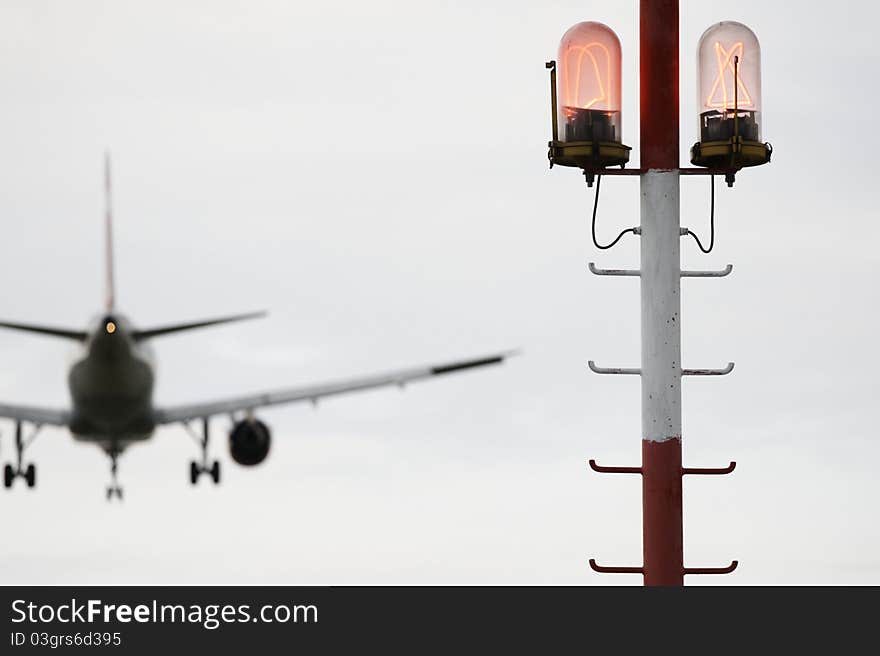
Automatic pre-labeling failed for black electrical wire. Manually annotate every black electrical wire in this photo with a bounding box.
[685,174,715,254]
[590,175,637,250]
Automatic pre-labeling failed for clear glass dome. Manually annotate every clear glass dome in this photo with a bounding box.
[556,22,622,144]
[697,21,762,143]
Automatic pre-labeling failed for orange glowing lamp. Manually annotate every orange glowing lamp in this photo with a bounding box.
[546,22,630,180]
[691,21,771,175]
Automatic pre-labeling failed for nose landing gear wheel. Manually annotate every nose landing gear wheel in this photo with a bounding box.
[3,464,13,489]
[210,460,220,484]
[190,461,199,485]
[105,449,123,501]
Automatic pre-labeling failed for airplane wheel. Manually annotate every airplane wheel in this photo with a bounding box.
[210,460,220,485]
[106,487,113,501]
[117,488,124,501]
[3,464,13,489]
[189,461,199,485]
[25,464,35,488]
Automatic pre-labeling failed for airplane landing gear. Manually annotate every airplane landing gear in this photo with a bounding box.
[3,422,39,489]
[25,463,36,488]
[187,418,220,486]
[106,450,123,501]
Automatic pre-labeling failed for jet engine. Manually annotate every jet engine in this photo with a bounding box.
[228,419,271,466]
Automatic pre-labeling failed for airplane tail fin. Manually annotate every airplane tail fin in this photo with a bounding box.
[0,158,265,344]
[104,151,116,313]
[99,154,265,342]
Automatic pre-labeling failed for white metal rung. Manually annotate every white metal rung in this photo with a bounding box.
[589,262,640,277]
[681,362,735,376]
[588,360,641,375]
[681,265,733,278]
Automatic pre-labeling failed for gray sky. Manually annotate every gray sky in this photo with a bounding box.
[0,0,877,585]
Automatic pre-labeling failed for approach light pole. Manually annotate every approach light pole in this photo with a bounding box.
[546,0,771,585]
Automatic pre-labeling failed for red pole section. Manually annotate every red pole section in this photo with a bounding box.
[642,439,683,585]
[640,0,679,169]
[640,0,683,586]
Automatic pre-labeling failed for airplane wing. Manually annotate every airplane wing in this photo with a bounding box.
[153,351,516,425]
[0,402,70,426]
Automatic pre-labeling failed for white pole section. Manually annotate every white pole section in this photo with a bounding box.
[640,168,684,586]
[640,170,682,442]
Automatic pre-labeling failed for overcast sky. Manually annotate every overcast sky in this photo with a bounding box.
[0,0,877,585]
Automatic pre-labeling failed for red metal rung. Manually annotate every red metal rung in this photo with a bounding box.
[588,459,643,475]
[682,560,738,575]
[682,461,736,475]
[589,559,644,575]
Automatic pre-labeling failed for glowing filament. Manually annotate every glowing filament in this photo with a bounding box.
[563,42,612,110]
[105,321,116,334]
[705,41,753,110]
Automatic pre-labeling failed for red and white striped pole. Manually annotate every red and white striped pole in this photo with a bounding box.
[586,0,740,586]
[639,0,683,586]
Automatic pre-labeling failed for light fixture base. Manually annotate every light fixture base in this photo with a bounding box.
[548,140,631,172]
[690,138,771,171]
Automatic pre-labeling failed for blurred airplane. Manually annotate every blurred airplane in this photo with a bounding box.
[0,156,514,499]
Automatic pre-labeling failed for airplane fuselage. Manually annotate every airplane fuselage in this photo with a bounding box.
[67,314,156,453]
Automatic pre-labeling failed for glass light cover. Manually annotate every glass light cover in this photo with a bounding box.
[697,21,762,143]
[556,22,623,144]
